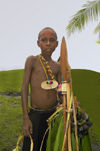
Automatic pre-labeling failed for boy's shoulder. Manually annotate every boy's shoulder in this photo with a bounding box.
[25,55,39,63]
[25,55,39,69]
[26,55,36,61]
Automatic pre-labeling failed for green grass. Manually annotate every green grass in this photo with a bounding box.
[0,95,22,151]
[0,69,24,92]
[0,69,100,150]
[71,69,100,142]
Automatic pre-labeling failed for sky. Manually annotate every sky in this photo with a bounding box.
[0,0,100,72]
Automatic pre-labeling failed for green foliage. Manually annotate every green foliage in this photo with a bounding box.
[79,135,92,151]
[71,133,92,151]
[0,69,100,150]
[46,111,64,151]
[67,0,100,36]
[0,95,22,151]
[46,110,92,151]
[71,69,100,142]
[0,69,24,92]
[94,22,100,33]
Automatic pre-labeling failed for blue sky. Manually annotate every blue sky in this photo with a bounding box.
[0,0,100,72]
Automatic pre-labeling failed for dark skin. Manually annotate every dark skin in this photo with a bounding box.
[21,29,61,136]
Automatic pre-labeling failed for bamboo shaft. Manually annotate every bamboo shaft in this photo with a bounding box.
[68,122,72,151]
[67,84,72,151]
[62,83,72,151]
[63,94,66,133]
[62,83,67,151]
[73,99,79,151]
[62,132,68,151]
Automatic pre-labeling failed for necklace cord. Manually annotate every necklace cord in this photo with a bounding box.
[38,55,49,80]
[38,55,55,80]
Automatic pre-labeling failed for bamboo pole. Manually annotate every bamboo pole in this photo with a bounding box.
[61,81,67,133]
[62,83,72,151]
[73,97,79,151]
[61,81,68,151]
[63,94,67,133]
[62,133,67,151]
[67,83,72,151]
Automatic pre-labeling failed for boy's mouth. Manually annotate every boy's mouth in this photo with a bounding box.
[46,48,52,51]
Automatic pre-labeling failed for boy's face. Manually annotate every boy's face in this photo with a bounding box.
[37,29,58,57]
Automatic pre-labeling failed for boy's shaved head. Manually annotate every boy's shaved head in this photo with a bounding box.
[38,27,57,40]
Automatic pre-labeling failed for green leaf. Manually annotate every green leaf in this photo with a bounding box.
[46,111,64,151]
[94,22,100,33]
[53,116,64,151]
[67,0,100,37]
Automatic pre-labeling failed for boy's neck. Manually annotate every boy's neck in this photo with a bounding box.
[40,54,52,62]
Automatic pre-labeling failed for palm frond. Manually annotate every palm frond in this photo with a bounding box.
[67,0,100,37]
[94,22,100,33]
[96,40,100,43]
[46,110,64,151]
[46,109,92,151]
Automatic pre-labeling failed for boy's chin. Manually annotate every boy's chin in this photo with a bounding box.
[41,51,53,56]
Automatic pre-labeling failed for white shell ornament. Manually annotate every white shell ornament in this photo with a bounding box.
[41,80,58,90]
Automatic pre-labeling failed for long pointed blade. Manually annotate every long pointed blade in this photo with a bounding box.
[60,37,70,81]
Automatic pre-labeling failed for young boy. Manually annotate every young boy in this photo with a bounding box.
[21,27,61,151]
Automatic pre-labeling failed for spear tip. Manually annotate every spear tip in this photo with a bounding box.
[62,36,65,42]
[61,36,67,47]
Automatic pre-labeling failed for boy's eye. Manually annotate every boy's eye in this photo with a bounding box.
[41,38,47,42]
[49,39,56,43]
[40,38,56,43]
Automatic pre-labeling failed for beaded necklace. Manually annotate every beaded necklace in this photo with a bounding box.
[38,54,60,101]
[38,54,55,81]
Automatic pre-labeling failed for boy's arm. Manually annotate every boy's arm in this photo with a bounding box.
[21,56,33,135]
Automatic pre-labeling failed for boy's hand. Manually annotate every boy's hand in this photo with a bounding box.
[22,118,32,136]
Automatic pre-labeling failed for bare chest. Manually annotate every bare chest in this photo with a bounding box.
[30,59,58,86]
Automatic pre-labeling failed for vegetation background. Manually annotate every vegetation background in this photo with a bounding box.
[0,69,100,151]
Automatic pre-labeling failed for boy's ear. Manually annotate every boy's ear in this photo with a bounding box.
[56,41,58,47]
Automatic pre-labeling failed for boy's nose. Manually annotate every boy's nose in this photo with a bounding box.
[46,40,50,45]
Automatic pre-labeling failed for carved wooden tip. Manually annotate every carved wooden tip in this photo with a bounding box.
[62,36,65,43]
[61,36,67,48]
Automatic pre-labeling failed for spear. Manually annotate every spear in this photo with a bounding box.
[60,37,79,151]
[60,37,72,151]
[60,37,71,82]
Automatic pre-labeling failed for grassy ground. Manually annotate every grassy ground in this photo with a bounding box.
[0,69,100,150]
[0,69,24,92]
[0,95,22,151]
[71,69,100,142]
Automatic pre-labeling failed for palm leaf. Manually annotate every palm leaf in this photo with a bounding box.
[46,109,92,151]
[67,0,100,37]
[46,110,64,151]
[53,116,64,151]
[94,22,100,44]
[94,22,100,33]
[96,40,100,43]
